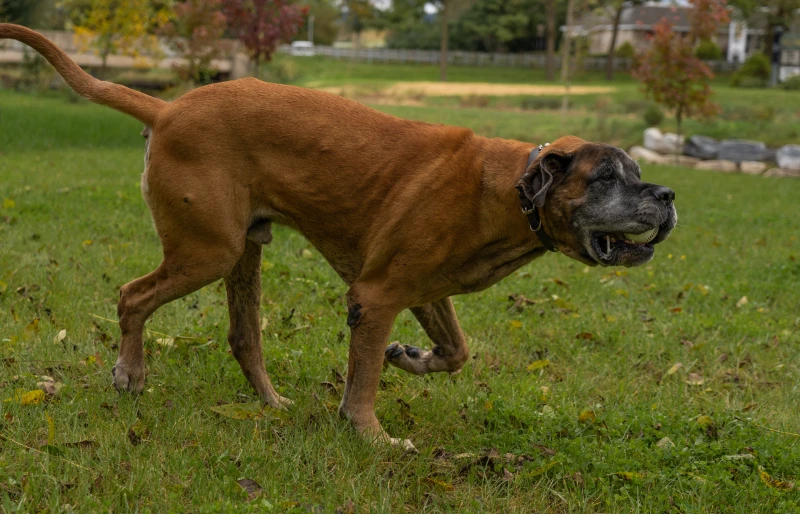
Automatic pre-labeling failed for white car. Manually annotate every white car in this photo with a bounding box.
[290,41,315,57]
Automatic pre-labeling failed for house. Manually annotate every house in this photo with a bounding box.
[567,3,774,63]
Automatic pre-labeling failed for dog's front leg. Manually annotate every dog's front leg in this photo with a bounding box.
[338,288,415,451]
[385,297,469,375]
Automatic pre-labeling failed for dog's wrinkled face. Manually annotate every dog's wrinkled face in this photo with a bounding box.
[527,138,677,267]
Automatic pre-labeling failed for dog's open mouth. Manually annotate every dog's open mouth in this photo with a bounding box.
[590,227,659,267]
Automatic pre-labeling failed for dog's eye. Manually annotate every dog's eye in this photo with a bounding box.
[595,172,615,183]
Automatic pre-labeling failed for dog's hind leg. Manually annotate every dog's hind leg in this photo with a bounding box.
[225,238,291,409]
[384,297,469,375]
[113,241,240,394]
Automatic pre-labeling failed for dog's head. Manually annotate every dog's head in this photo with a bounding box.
[520,136,677,267]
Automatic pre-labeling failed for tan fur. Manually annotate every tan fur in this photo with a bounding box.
[3,24,614,447]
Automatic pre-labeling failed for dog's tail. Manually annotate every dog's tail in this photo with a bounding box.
[0,24,166,126]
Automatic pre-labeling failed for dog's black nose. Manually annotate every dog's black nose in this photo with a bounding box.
[650,186,675,205]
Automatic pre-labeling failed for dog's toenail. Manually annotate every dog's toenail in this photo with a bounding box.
[405,346,420,358]
[386,345,404,359]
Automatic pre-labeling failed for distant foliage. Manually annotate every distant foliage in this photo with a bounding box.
[694,39,722,60]
[223,0,308,73]
[63,0,169,71]
[633,0,729,139]
[160,0,228,84]
[614,41,635,59]
[780,74,800,90]
[731,52,771,88]
[643,104,665,126]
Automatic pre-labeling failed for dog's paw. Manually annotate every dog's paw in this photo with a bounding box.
[111,359,145,394]
[265,393,293,410]
[384,342,429,375]
[390,437,419,454]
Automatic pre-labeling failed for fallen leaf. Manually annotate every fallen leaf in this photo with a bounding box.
[54,329,67,344]
[332,369,345,384]
[236,478,264,501]
[127,419,149,446]
[25,317,40,334]
[63,440,98,449]
[502,468,514,480]
[758,466,795,491]
[509,320,523,329]
[37,376,63,396]
[539,385,550,402]
[578,410,596,424]
[210,402,265,420]
[685,373,704,386]
[156,338,175,347]
[696,415,714,428]
[83,240,93,246]
[3,198,15,209]
[656,437,674,449]
[670,307,683,314]
[736,296,748,308]
[21,389,45,405]
[526,359,550,371]
[532,444,556,456]
[424,477,454,491]
[301,248,313,259]
[575,332,594,340]
[615,471,645,481]
[666,362,683,375]
[521,460,559,478]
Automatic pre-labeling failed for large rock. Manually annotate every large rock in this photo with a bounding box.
[628,146,668,164]
[683,135,719,160]
[764,167,800,178]
[776,145,800,170]
[740,161,767,175]
[718,140,766,163]
[695,160,737,172]
[643,128,684,154]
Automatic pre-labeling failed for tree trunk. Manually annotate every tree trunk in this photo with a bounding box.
[605,3,624,81]
[561,0,575,113]
[439,0,449,82]
[253,56,260,78]
[675,107,683,163]
[545,0,556,81]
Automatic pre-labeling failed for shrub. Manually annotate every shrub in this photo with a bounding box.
[615,41,635,59]
[695,39,723,60]
[520,97,562,110]
[731,52,771,88]
[780,75,800,90]
[643,104,664,126]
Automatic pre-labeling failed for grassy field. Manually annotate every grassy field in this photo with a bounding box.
[1,79,800,513]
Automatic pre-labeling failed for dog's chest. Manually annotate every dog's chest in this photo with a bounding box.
[453,244,546,294]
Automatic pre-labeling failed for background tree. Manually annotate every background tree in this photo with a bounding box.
[603,0,644,81]
[545,0,556,80]
[633,0,729,153]
[63,0,169,73]
[223,0,307,75]
[432,0,476,81]
[342,0,377,48]
[297,0,341,45]
[160,0,227,84]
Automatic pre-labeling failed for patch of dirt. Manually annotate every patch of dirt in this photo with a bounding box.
[382,81,615,97]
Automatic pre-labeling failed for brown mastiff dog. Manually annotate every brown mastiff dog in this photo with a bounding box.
[2,25,677,450]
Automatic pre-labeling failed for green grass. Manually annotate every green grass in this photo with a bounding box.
[1,88,800,513]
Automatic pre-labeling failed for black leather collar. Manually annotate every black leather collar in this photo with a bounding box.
[515,144,558,253]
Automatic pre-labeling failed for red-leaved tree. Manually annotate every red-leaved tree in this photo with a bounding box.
[161,0,228,83]
[633,0,730,152]
[223,0,308,75]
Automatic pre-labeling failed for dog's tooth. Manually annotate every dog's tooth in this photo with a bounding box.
[606,235,611,254]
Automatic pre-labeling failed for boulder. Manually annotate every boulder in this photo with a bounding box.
[718,139,766,163]
[683,135,719,160]
[643,128,684,154]
[740,161,767,175]
[695,160,737,172]
[776,145,800,170]
[764,167,800,178]
[676,156,700,167]
[628,146,667,164]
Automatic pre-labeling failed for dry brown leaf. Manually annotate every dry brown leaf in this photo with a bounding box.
[236,478,264,501]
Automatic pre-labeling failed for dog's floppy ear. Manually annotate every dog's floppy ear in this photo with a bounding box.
[519,149,574,208]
